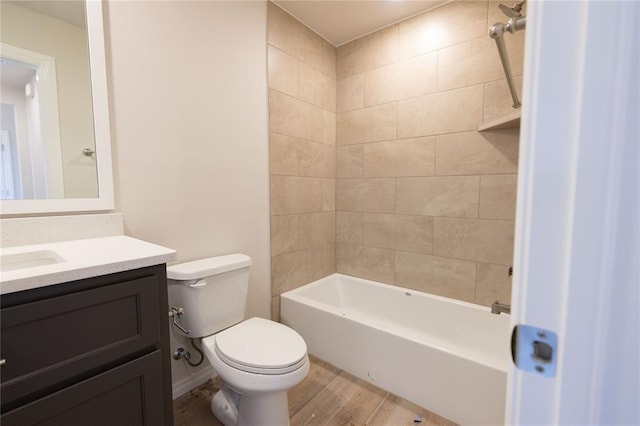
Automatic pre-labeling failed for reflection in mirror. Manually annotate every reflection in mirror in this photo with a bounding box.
[0,0,98,200]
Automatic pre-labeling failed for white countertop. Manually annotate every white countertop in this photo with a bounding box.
[0,235,176,295]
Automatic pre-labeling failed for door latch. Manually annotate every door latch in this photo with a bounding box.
[511,325,558,378]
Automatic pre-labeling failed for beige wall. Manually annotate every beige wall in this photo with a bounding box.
[1,2,97,198]
[267,2,337,319]
[335,1,524,306]
[105,1,270,388]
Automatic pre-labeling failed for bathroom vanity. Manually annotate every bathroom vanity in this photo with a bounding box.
[0,233,176,426]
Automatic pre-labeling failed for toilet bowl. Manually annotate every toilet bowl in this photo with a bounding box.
[167,255,309,426]
[203,318,310,425]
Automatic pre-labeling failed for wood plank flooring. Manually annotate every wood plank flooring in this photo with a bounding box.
[173,356,457,426]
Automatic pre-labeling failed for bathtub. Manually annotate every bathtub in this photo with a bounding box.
[280,273,510,425]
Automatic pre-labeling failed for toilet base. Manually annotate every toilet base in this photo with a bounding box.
[211,385,239,426]
[211,383,290,426]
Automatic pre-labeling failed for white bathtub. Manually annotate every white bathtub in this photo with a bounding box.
[280,273,510,425]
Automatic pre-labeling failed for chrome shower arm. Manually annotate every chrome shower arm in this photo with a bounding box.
[507,16,527,32]
[489,17,527,109]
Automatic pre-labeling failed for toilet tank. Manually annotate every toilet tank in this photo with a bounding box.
[167,254,251,338]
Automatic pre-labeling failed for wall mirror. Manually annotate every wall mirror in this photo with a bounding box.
[0,0,113,216]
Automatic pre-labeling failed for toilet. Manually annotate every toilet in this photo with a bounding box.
[167,254,310,426]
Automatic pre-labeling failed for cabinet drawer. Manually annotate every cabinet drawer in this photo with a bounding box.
[1,275,160,407]
[1,350,166,426]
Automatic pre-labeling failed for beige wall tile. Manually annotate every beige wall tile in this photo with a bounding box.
[363,213,433,254]
[271,214,299,256]
[269,89,323,142]
[505,31,525,76]
[435,129,519,175]
[336,242,394,283]
[321,39,337,79]
[268,45,298,97]
[321,110,336,146]
[364,52,437,106]
[299,141,335,178]
[398,1,488,60]
[363,62,400,107]
[394,252,476,302]
[271,295,281,322]
[396,176,480,218]
[272,243,335,295]
[337,74,364,113]
[475,262,512,307]
[483,75,523,123]
[479,174,518,220]
[270,133,299,176]
[267,2,298,59]
[363,137,435,177]
[433,217,515,265]
[297,24,323,70]
[299,212,335,248]
[297,96,324,142]
[312,242,336,281]
[337,145,364,178]
[336,211,363,244]
[337,103,397,145]
[437,36,505,92]
[299,62,336,112]
[322,178,335,211]
[399,52,438,100]
[336,178,396,213]
[270,175,323,215]
[267,2,322,69]
[337,25,398,78]
[269,89,298,138]
[397,85,483,138]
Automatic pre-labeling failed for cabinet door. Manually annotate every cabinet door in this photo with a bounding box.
[0,275,160,408]
[1,350,166,426]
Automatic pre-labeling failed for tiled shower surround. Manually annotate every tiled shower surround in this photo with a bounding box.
[268,1,525,316]
[267,2,337,319]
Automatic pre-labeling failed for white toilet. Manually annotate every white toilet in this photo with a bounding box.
[167,254,310,426]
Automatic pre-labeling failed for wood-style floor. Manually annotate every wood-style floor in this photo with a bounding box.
[173,356,457,426]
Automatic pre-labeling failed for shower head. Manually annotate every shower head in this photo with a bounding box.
[498,0,526,19]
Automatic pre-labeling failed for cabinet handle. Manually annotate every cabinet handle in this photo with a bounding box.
[0,359,6,366]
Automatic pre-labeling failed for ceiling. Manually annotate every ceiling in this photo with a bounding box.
[273,0,450,46]
[8,1,86,28]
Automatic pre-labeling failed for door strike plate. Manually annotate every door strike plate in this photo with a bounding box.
[511,324,558,378]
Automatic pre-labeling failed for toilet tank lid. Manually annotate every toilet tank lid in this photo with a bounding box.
[167,254,251,280]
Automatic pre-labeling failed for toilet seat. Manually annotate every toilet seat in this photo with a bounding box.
[211,317,308,375]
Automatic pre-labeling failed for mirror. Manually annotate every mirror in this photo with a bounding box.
[0,0,113,215]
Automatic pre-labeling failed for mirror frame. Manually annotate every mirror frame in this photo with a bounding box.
[0,0,114,216]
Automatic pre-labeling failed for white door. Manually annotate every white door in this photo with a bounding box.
[507,1,639,424]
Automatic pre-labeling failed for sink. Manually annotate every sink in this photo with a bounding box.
[0,250,65,272]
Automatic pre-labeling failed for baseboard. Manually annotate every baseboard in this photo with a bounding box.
[172,365,215,400]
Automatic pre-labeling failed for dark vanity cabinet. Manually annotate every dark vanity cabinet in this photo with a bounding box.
[0,264,174,426]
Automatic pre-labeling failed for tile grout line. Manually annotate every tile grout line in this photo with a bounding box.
[365,392,391,425]
[318,372,363,426]
[292,370,344,421]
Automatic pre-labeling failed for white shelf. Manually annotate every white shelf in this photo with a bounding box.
[478,110,521,131]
